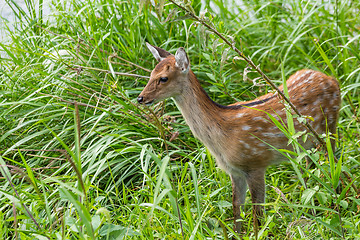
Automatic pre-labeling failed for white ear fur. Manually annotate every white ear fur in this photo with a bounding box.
[175,47,190,72]
[146,42,165,62]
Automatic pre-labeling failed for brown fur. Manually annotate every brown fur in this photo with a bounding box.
[138,45,341,235]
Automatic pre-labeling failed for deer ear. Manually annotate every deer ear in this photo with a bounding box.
[175,47,189,72]
[146,42,172,62]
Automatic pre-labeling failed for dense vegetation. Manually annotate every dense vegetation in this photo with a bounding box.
[0,0,359,239]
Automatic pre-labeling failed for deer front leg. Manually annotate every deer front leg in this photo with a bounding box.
[230,174,247,234]
[246,168,266,232]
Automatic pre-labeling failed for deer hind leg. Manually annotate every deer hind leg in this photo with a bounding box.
[245,168,266,232]
[230,174,247,234]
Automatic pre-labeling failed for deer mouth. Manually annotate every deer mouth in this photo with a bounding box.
[145,100,154,106]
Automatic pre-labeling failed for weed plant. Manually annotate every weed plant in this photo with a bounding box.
[0,0,359,239]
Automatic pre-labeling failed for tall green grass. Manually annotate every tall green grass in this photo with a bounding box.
[0,0,359,239]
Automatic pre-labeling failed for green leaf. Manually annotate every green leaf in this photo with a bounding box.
[206,73,216,81]
[301,188,316,205]
[99,224,139,239]
[339,200,348,209]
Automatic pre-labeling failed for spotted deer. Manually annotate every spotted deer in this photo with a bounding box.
[137,43,341,234]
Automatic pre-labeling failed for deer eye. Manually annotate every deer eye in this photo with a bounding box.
[159,77,168,83]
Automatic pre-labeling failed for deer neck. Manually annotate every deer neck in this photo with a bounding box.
[173,71,226,144]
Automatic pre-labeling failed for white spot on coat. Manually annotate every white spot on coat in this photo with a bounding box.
[253,116,267,122]
[242,125,251,131]
[237,113,246,118]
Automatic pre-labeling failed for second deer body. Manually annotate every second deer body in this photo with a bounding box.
[138,43,341,234]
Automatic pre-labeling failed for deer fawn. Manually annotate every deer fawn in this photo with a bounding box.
[138,43,341,234]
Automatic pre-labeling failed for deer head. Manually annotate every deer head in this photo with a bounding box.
[137,43,190,105]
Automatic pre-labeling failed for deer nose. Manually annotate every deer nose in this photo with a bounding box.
[137,96,144,104]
